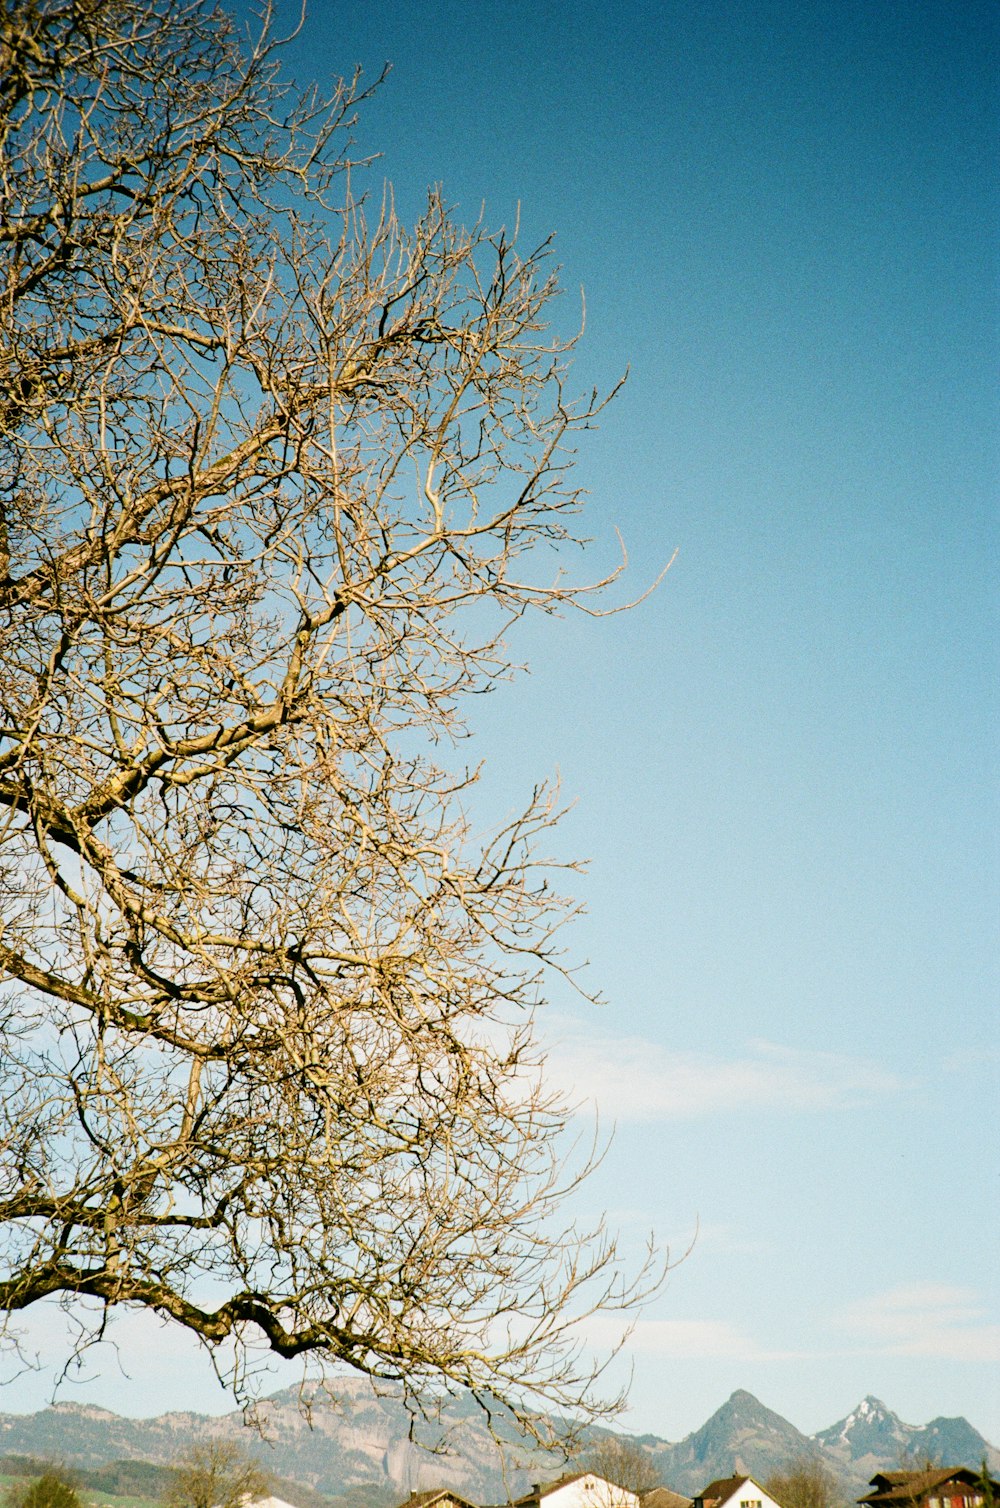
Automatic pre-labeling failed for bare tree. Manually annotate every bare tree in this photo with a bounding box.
[0,0,656,1432]
[583,1437,663,1496]
[166,1443,270,1508]
[766,1460,844,1508]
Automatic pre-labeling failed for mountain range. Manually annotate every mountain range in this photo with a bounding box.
[0,1384,996,1505]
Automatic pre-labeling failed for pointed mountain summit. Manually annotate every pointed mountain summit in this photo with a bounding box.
[813,1398,1000,1486]
[814,1394,923,1491]
[657,1390,815,1494]
[919,1418,1000,1473]
[814,1395,912,1464]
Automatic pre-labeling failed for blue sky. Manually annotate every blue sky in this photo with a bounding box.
[4,0,998,1451]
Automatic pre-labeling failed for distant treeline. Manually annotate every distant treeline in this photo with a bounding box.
[0,1455,398,1508]
[0,1459,175,1497]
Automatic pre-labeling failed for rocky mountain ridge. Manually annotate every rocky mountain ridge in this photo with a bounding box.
[813,1394,998,1485]
[0,1383,996,1505]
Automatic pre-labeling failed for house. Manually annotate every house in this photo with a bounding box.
[692,1476,786,1508]
[858,1469,1000,1508]
[510,1474,642,1508]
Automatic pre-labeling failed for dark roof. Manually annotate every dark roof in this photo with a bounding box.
[395,1491,479,1508]
[696,1482,752,1506]
[510,1477,596,1507]
[643,1489,693,1508]
[858,1470,999,1508]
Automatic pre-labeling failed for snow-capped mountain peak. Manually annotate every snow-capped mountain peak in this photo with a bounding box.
[813,1396,910,1463]
[837,1397,897,1439]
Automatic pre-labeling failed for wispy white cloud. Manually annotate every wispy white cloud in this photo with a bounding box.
[584,1313,760,1360]
[543,1029,903,1122]
[835,1283,1000,1362]
[581,1281,1000,1375]
[582,1312,807,1362]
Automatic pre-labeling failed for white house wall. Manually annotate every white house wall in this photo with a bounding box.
[718,1481,785,1508]
[543,1478,641,1508]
